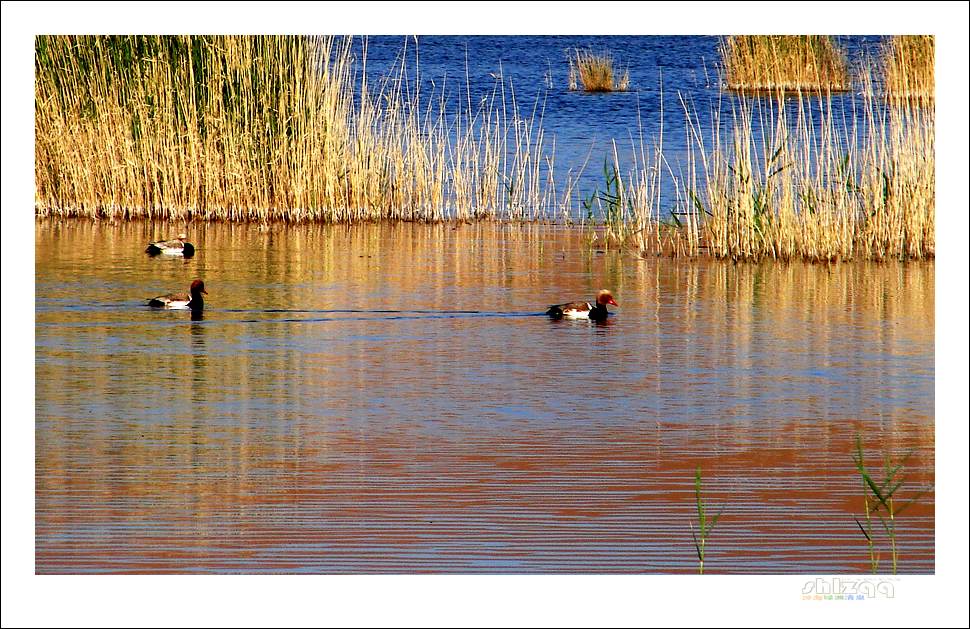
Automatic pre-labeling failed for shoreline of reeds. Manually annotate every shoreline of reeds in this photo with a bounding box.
[35,35,935,262]
[883,35,935,104]
[676,78,934,262]
[719,35,851,93]
[35,35,567,224]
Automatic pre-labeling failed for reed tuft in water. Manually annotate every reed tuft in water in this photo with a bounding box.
[720,35,850,93]
[568,49,629,92]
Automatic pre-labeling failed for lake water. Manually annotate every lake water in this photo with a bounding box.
[35,219,934,573]
[353,35,889,216]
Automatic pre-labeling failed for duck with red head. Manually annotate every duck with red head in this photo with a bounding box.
[148,279,207,313]
[546,289,618,321]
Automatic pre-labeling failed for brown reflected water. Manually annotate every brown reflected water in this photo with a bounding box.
[35,219,934,573]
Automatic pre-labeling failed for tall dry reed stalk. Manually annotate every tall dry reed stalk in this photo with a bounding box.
[720,35,850,93]
[587,91,698,258]
[35,35,561,222]
[883,35,934,104]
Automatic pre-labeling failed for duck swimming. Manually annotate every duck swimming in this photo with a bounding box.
[146,233,195,257]
[148,279,207,312]
[546,289,618,321]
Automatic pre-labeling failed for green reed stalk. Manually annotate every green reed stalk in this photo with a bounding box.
[853,437,880,573]
[852,435,931,575]
[689,466,722,575]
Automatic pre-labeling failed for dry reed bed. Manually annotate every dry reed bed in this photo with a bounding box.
[35,35,561,222]
[35,36,934,261]
[610,74,934,261]
[720,36,851,93]
[883,35,935,104]
[694,88,933,261]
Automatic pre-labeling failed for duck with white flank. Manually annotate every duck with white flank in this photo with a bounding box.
[148,279,207,313]
[146,233,195,257]
[546,289,618,321]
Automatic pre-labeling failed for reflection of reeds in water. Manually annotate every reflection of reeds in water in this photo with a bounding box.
[34,35,560,222]
[638,258,935,429]
[883,36,934,104]
[568,49,629,92]
[697,260,934,340]
[719,35,850,92]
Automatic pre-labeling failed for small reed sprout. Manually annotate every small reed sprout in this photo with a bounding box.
[568,49,629,92]
[852,435,932,575]
[883,35,934,104]
[688,466,722,575]
[720,35,851,93]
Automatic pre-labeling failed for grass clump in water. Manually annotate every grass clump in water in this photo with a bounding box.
[720,35,850,93]
[568,49,629,92]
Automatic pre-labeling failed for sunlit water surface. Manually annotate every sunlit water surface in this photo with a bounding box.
[355,35,887,213]
[35,220,934,573]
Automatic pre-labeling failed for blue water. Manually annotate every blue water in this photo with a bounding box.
[349,35,889,217]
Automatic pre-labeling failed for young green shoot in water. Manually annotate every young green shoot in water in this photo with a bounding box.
[689,466,722,574]
[852,434,932,574]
